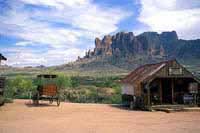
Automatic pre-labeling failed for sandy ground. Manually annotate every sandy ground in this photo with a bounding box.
[0,100,200,133]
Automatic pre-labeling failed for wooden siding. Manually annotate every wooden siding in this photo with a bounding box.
[155,60,193,78]
[135,84,142,96]
[41,84,57,96]
[121,84,134,95]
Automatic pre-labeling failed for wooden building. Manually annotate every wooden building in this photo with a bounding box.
[121,59,200,108]
[0,53,7,96]
[0,53,7,66]
[0,77,6,96]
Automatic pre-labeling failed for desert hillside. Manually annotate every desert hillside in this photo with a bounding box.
[55,31,200,77]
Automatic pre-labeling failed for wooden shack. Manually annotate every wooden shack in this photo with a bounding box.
[0,53,7,65]
[121,59,200,108]
[0,53,7,96]
[0,77,6,96]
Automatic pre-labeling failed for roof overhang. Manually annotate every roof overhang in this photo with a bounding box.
[37,74,57,78]
[0,54,7,61]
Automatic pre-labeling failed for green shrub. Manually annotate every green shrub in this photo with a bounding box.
[0,96,5,106]
[71,77,80,88]
[4,80,14,99]
[4,98,13,103]
[55,74,72,90]
[3,74,122,104]
[4,76,35,99]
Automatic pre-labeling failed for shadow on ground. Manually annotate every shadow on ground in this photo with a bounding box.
[109,104,133,111]
[25,101,58,107]
[109,104,148,112]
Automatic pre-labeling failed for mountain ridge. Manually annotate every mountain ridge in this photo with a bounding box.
[57,31,200,72]
[80,31,200,60]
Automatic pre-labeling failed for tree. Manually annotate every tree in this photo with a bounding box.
[4,76,34,99]
[55,74,72,90]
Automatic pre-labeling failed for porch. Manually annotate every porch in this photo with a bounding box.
[152,104,200,113]
[145,77,199,106]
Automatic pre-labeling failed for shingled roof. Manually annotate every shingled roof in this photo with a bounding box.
[121,60,174,84]
[0,53,7,61]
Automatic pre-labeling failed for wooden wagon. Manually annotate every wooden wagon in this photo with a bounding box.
[0,77,6,96]
[0,77,6,106]
[32,74,60,106]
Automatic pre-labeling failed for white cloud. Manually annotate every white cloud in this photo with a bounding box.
[27,0,130,35]
[2,47,85,67]
[1,47,45,66]
[3,0,130,46]
[20,0,90,9]
[15,41,33,46]
[0,0,131,66]
[138,0,200,39]
[0,10,82,48]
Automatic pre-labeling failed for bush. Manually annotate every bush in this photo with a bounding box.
[4,76,35,99]
[55,74,72,90]
[71,77,80,88]
[3,74,122,104]
[0,96,5,106]
[4,98,13,103]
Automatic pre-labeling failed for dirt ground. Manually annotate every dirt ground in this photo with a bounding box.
[0,100,200,133]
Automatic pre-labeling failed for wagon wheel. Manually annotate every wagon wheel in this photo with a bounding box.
[35,92,40,105]
[57,98,60,106]
[32,91,39,105]
[56,90,61,106]
[49,97,53,104]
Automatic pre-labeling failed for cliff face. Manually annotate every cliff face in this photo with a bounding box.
[79,31,200,68]
[111,32,144,56]
[94,35,112,56]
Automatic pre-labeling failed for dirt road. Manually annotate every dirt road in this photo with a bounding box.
[0,100,200,133]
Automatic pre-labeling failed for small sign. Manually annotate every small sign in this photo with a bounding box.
[189,83,198,94]
[169,67,183,75]
[183,94,194,104]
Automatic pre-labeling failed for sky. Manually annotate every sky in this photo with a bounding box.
[0,0,200,67]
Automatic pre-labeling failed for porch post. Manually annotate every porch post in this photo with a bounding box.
[159,79,162,104]
[147,83,151,106]
[171,78,174,104]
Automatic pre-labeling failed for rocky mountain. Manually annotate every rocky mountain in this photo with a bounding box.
[58,31,200,72]
[80,31,199,60]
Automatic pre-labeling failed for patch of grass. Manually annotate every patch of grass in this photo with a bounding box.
[0,96,5,106]
[2,68,125,104]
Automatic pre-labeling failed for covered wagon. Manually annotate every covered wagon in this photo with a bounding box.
[32,74,60,106]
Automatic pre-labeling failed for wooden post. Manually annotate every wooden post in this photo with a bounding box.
[194,94,197,106]
[159,79,162,104]
[147,83,151,106]
[171,78,174,104]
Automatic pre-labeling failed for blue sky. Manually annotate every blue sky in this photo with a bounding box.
[0,0,200,67]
